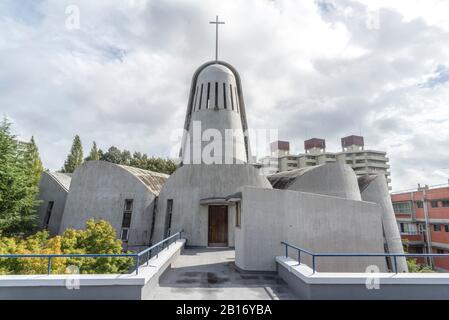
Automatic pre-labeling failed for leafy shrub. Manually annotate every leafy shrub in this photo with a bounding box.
[0,219,134,275]
[406,258,434,273]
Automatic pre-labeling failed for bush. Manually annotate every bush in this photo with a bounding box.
[406,258,434,273]
[0,219,134,275]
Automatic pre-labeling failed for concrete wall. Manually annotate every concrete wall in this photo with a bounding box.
[287,162,362,201]
[182,64,247,165]
[153,164,271,247]
[360,174,408,272]
[59,161,156,247]
[0,240,184,300]
[235,186,387,272]
[36,172,70,236]
[277,256,449,300]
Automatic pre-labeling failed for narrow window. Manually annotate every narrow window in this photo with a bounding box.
[223,83,227,109]
[206,83,211,109]
[434,224,441,232]
[235,202,241,227]
[230,84,234,110]
[442,200,449,207]
[416,201,423,208]
[121,199,133,242]
[43,201,54,229]
[193,86,199,112]
[165,199,174,237]
[431,200,439,208]
[120,229,129,242]
[234,86,240,113]
[445,225,449,233]
[215,82,218,108]
[198,84,203,110]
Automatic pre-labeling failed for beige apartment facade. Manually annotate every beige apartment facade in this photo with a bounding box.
[262,136,391,186]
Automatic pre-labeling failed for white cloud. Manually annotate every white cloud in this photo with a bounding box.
[1,0,449,190]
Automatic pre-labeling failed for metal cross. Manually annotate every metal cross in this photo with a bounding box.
[209,16,225,61]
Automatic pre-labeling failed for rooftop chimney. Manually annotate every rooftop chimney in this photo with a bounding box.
[341,135,364,151]
[304,138,326,154]
[270,140,290,157]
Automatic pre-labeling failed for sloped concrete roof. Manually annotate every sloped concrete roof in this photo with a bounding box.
[48,172,72,191]
[357,174,378,193]
[267,166,321,189]
[118,164,169,195]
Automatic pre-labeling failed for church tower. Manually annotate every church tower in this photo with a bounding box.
[153,17,271,247]
[180,16,251,165]
[180,61,251,165]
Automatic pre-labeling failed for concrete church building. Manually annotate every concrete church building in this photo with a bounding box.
[36,172,72,236]
[37,55,406,273]
[59,161,168,249]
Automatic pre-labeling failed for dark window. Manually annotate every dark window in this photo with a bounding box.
[442,200,449,207]
[193,86,199,111]
[122,212,132,228]
[165,199,173,237]
[235,202,241,227]
[198,84,203,110]
[416,201,423,208]
[437,249,444,254]
[234,87,240,113]
[445,225,449,233]
[431,200,439,208]
[434,224,442,232]
[43,201,54,229]
[230,84,234,110]
[399,223,405,233]
[121,199,133,233]
[393,202,412,214]
[124,199,133,211]
[206,83,211,109]
[215,82,218,108]
[223,83,227,109]
[120,229,129,241]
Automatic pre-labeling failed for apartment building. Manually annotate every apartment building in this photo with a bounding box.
[391,184,449,271]
[259,141,289,175]
[261,136,391,186]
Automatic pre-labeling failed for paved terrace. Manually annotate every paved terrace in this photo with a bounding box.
[146,248,297,300]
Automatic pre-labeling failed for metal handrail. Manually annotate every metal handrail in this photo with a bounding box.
[281,241,448,274]
[0,230,184,275]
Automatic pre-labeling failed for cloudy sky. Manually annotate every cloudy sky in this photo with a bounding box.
[1,0,449,191]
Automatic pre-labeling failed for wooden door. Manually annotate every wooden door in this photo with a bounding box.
[208,206,228,247]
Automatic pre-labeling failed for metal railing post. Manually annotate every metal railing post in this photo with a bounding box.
[312,255,316,274]
[393,255,398,274]
[298,250,301,265]
[285,244,288,258]
[47,257,52,275]
[135,255,140,275]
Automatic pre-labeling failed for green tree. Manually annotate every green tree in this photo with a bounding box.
[99,145,176,175]
[20,136,44,187]
[0,119,39,236]
[85,141,100,161]
[121,150,132,165]
[101,146,122,164]
[62,135,83,173]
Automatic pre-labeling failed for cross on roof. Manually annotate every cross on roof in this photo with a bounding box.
[209,16,225,61]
